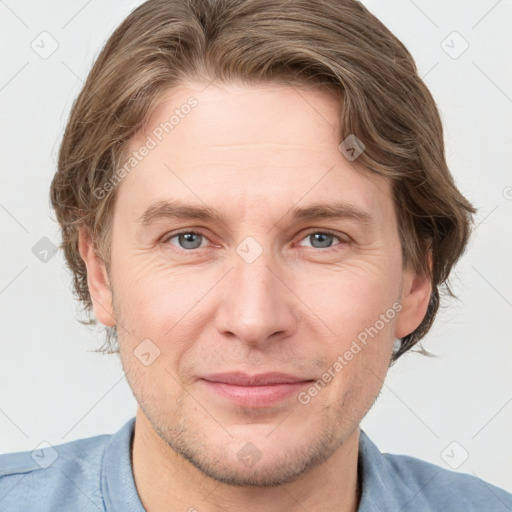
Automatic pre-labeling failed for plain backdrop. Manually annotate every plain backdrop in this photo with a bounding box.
[1,0,511,493]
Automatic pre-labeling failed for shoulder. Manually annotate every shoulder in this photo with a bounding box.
[359,431,512,512]
[384,452,512,511]
[0,431,112,511]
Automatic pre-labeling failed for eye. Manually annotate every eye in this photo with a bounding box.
[297,231,348,249]
[162,229,348,252]
[165,231,209,250]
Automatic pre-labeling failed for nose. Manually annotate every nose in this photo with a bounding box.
[214,251,297,348]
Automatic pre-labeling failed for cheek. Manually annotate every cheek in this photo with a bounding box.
[112,259,217,358]
[113,252,179,317]
[297,261,401,342]
[309,269,398,414]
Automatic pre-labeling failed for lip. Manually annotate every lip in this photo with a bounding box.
[200,372,314,407]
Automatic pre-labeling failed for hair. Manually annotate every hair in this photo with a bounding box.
[50,0,476,362]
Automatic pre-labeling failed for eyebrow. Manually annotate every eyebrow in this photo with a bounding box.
[136,199,374,226]
[291,202,374,224]
[136,200,223,225]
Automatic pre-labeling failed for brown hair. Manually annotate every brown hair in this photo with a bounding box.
[50,0,476,361]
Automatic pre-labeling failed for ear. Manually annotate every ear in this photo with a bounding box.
[394,254,433,339]
[78,228,116,327]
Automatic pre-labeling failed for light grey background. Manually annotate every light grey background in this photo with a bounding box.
[1,0,511,493]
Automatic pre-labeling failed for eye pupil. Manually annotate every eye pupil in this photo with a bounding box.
[310,233,333,248]
[179,233,202,249]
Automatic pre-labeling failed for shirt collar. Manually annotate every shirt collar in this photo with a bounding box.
[357,429,405,511]
[101,416,144,512]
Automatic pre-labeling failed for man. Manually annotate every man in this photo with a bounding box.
[1,0,510,510]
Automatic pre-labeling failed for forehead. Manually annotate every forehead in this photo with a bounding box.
[116,81,393,224]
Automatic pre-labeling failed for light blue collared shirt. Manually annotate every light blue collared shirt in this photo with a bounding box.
[1,417,511,511]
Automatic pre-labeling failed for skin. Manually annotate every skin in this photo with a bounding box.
[79,81,431,512]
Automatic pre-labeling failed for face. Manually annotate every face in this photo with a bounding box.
[81,81,430,487]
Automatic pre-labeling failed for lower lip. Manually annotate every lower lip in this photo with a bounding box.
[201,380,312,407]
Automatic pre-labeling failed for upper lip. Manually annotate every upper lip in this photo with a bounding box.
[201,372,313,386]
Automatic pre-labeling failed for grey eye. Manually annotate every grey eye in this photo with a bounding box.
[171,232,205,250]
[308,232,336,248]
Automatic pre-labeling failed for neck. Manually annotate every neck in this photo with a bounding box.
[132,408,361,512]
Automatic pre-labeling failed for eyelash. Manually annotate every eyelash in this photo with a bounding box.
[162,229,350,252]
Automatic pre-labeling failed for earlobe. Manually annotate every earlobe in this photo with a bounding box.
[78,228,116,327]
[394,263,433,340]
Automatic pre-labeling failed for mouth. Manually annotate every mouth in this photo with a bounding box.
[200,372,315,407]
